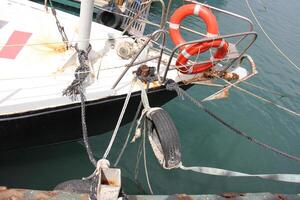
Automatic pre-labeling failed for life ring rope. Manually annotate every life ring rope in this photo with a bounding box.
[169,23,180,30]
[169,4,229,74]
[175,39,229,74]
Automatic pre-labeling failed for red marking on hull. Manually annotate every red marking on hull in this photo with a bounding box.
[0,31,32,59]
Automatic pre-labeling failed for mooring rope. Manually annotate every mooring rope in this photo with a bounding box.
[63,45,97,167]
[129,81,154,193]
[114,101,143,167]
[243,81,289,98]
[143,119,154,194]
[81,79,135,198]
[219,77,300,117]
[134,138,144,181]
[102,79,136,159]
[179,163,300,183]
[80,90,97,167]
[165,80,300,163]
[245,0,300,72]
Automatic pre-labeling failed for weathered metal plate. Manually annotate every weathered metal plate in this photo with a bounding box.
[98,168,121,200]
[128,193,300,200]
[1,187,299,200]
[0,187,88,200]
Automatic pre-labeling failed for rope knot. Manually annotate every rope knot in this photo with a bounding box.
[165,79,185,100]
[97,159,110,170]
[63,44,92,101]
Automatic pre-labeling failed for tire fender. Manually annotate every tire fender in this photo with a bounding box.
[146,108,181,169]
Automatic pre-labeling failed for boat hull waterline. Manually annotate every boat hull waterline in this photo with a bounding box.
[0,85,191,151]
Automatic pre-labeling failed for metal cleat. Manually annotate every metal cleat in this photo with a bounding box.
[97,167,121,200]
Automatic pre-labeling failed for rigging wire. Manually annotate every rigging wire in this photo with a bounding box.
[166,81,300,163]
[242,81,290,99]
[0,35,146,48]
[245,0,300,72]
[218,77,300,117]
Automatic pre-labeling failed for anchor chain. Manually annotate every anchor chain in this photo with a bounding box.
[48,0,70,49]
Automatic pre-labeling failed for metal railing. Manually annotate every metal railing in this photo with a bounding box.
[108,0,258,88]
[163,32,257,82]
[111,29,167,89]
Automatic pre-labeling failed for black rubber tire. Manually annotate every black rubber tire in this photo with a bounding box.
[96,6,123,29]
[146,108,181,169]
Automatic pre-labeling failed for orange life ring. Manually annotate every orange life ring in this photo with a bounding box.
[169,4,219,49]
[176,39,229,74]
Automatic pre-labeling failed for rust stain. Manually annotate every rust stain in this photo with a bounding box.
[101,179,118,187]
[0,186,7,192]
[45,191,59,197]
[45,43,67,53]
[34,191,54,200]
[276,194,288,200]
[220,193,245,199]
[175,194,194,200]
[9,195,21,200]
[79,194,89,200]
[127,196,138,200]
[151,81,160,88]
[30,38,67,55]
[0,189,23,200]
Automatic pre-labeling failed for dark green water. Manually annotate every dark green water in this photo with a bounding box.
[1,0,300,195]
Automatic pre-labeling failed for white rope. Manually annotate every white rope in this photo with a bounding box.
[179,163,300,183]
[0,35,147,48]
[0,63,131,81]
[137,80,151,110]
[102,79,136,159]
[130,81,151,143]
[143,120,154,194]
[243,81,290,98]
[114,102,143,166]
[245,0,300,72]
[134,140,143,181]
[0,89,21,105]
[220,77,300,117]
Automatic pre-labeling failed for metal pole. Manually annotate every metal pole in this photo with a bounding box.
[78,0,95,51]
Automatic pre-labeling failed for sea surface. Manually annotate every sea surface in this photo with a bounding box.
[1,0,300,195]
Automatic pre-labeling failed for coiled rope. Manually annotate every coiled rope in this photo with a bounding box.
[245,0,300,72]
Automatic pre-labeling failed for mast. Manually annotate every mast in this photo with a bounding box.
[78,0,95,51]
